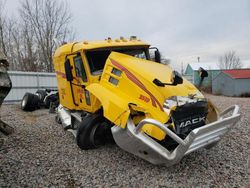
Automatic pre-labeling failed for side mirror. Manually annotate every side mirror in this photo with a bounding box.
[155,50,161,63]
[64,58,73,81]
[153,71,183,87]
[172,71,183,86]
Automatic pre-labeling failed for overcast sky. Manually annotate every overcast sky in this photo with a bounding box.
[4,0,250,70]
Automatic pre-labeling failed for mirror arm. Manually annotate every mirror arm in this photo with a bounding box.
[153,78,176,87]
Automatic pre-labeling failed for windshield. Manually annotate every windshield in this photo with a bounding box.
[86,47,149,75]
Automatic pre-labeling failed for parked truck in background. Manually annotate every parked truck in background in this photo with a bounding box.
[53,36,240,166]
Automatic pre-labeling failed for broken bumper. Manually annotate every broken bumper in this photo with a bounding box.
[111,105,241,166]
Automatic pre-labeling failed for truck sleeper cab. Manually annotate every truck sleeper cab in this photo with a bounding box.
[53,37,240,166]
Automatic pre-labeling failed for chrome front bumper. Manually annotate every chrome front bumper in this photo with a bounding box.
[111,105,241,166]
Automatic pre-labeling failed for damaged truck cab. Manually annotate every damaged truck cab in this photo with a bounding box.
[53,37,240,166]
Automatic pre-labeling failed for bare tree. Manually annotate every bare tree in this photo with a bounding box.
[0,0,74,72]
[218,51,242,69]
[1,18,40,71]
[0,0,7,55]
[161,58,171,65]
[0,1,20,70]
[19,0,74,72]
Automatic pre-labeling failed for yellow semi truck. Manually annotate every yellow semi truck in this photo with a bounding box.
[53,37,240,166]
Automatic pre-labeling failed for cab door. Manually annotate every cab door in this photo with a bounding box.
[69,52,91,111]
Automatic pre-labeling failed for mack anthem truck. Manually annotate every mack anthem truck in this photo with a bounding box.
[53,37,240,166]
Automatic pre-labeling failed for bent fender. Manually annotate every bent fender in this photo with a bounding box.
[87,83,130,128]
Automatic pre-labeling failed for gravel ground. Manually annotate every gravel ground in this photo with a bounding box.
[0,94,249,187]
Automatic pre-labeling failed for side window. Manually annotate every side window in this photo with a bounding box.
[135,52,146,59]
[73,55,87,82]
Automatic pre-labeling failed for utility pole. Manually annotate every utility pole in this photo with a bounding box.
[181,62,184,75]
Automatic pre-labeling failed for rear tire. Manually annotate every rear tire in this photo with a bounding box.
[35,90,47,102]
[44,93,59,109]
[21,92,39,111]
[76,115,109,150]
[44,96,51,109]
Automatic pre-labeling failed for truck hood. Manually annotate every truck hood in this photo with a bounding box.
[106,52,203,99]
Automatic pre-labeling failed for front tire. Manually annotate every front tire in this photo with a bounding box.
[76,115,109,150]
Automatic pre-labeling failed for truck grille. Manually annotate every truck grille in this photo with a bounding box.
[171,101,208,137]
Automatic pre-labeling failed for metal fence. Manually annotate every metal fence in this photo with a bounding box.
[4,71,195,103]
[4,71,57,103]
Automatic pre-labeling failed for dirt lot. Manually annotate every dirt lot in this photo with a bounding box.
[0,94,249,187]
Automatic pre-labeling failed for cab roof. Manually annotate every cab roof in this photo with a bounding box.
[54,38,150,58]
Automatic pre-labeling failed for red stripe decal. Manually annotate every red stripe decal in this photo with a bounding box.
[110,58,163,112]
[55,71,66,78]
[56,71,78,81]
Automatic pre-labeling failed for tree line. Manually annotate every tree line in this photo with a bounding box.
[218,50,242,69]
[0,0,74,72]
